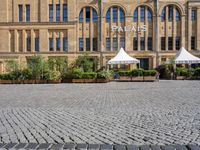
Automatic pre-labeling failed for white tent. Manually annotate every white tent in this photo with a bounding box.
[175,47,200,64]
[107,48,140,65]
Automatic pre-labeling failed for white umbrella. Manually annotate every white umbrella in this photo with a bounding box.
[175,47,200,64]
[107,48,140,65]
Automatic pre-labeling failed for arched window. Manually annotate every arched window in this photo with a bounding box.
[161,5,181,22]
[168,6,173,21]
[79,7,98,23]
[147,8,153,22]
[106,6,125,23]
[140,6,145,22]
[161,8,165,22]
[134,8,138,22]
[176,8,181,21]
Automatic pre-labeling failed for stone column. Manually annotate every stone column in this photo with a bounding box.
[31,29,35,52]
[39,29,49,52]
[53,32,56,51]
[117,7,120,50]
[22,30,26,52]
[165,6,168,51]
[187,7,192,51]
[83,8,86,51]
[53,0,56,22]
[23,4,26,22]
[196,7,200,50]
[145,6,148,51]
[173,6,176,51]
[60,32,63,51]
[14,30,18,52]
[181,15,186,47]
[60,0,63,22]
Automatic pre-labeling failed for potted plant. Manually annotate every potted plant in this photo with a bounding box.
[176,68,188,80]
[118,70,131,81]
[82,72,97,83]
[131,69,144,81]
[143,70,157,82]
[96,71,110,83]
[0,73,13,84]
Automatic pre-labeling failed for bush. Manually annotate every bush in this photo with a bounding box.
[82,72,97,79]
[0,73,13,80]
[20,69,33,80]
[176,68,188,77]
[194,68,200,77]
[97,71,111,79]
[143,70,157,76]
[43,70,61,80]
[131,69,144,77]
[118,70,131,76]
[62,68,83,79]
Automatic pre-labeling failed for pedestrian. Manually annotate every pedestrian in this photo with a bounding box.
[156,72,160,82]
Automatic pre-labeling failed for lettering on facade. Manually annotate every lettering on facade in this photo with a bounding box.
[111,25,147,32]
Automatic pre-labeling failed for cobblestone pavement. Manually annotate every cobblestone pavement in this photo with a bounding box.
[0,81,200,145]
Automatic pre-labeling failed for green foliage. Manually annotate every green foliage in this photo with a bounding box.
[131,69,144,77]
[43,70,61,80]
[118,70,131,76]
[176,68,189,77]
[48,57,68,75]
[97,71,111,79]
[5,60,19,72]
[194,68,200,77]
[82,72,97,79]
[63,68,83,79]
[143,70,157,76]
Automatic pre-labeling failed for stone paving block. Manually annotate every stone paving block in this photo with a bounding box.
[37,143,52,149]
[63,143,76,150]
[126,145,139,150]
[151,145,162,150]
[0,143,6,148]
[25,143,39,149]
[3,143,17,149]
[100,144,113,150]
[88,144,100,150]
[175,145,188,150]
[114,145,126,150]
[161,145,176,150]
[14,143,27,149]
[49,143,64,150]
[140,145,151,150]
[187,145,200,150]
[76,143,88,150]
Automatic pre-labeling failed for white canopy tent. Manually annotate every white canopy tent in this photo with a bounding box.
[175,47,200,64]
[107,48,140,65]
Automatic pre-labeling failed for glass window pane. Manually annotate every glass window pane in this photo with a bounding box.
[106,38,110,50]
[192,10,196,21]
[148,37,152,51]
[161,37,165,50]
[19,5,23,22]
[176,9,181,21]
[35,37,39,52]
[26,5,30,22]
[161,8,165,22]
[148,8,152,22]
[93,9,98,22]
[56,4,60,22]
[86,38,90,51]
[168,6,173,21]
[113,37,118,51]
[113,7,118,23]
[191,37,195,50]
[140,37,145,50]
[86,7,90,22]
[140,6,145,22]
[93,38,98,51]
[168,37,173,50]
[133,37,138,50]
[27,37,31,51]
[120,37,125,49]
[63,4,68,22]
[106,8,110,22]
[79,38,84,51]
[79,10,83,22]
[120,8,125,23]
[49,4,54,22]
[134,8,138,22]
[56,38,60,51]
[49,38,54,51]
[176,37,180,50]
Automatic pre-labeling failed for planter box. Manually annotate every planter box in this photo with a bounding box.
[35,80,47,84]
[132,76,144,82]
[84,79,96,83]
[0,80,12,84]
[23,80,35,84]
[176,76,186,80]
[12,80,22,84]
[96,78,109,83]
[143,76,156,82]
[47,80,61,84]
[119,76,132,81]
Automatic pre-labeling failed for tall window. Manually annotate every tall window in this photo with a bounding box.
[56,38,60,51]
[140,6,145,22]
[49,4,54,22]
[19,5,23,22]
[63,37,68,52]
[148,8,153,22]
[56,4,60,22]
[93,9,98,22]
[113,7,118,23]
[168,37,173,50]
[26,5,30,22]
[49,38,54,51]
[79,10,83,23]
[168,6,173,21]
[106,38,111,50]
[86,38,90,51]
[113,37,118,51]
[133,37,138,50]
[176,37,180,50]
[86,7,90,22]
[161,37,166,50]
[79,38,84,51]
[79,7,98,23]
[176,9,181,21]
[106,7,125,23]
[134,8,138,22]
[191,37,195,50]
[35,37,39,52]
[120,37,125,49]
[63,4,68,22]
[106,8,111,22]
[140,37,145,50]
[27,37,31,51]
[192,10,196,21]
[120,8,125,22]
[148,37,152,51]
[93,38,98,51]
[161,8,166,22]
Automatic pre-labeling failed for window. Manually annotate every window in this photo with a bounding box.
[63,4,68,22]
[26,5,30,22]
[161,37,166,50]
[93,9,98,22]
[106,38,110,50]
[176,37,180,50]
[49,38,54,51]
[148,37,152,51]
[168,6,173,21]
[19,5,23,22]
[191,37,195,50]
[148,8,152,22]
[192,10,196,21]
[176,9,181,21]
[27,37,31,52]
[168,37,173,50]
[134,8,138,22]
[140,37,145,50]
[113,37,118,51]
[79,10,83,23]
[120,37,125,49]
[56,4,60,22]
[79,38,84,51]
[49,4,54,22]
[120,8,125,23]
[106,8,111,22]
[86,38,90,51]
[161,8,165,22]
[140,6,145,22]
[133,37,138,50]
[35,37,39,52]
[93,38,98,51]
[63,37,68,52]
[86,7,90,22]
[56,38,60,51]
[113,7,118,23]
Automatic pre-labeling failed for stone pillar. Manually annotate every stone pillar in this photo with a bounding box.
[53,32,56,51]
[181,15,186,47]
[165,6,168,51]
[196,7,200,50]
[40,0,48,22]
[31,29,35,52]
[60,32,63,51]
[39,29,48,52]
[14,30,18,52]
[23,4,26,22]
[117,7,120,50]
[188,7,192,51]
[110,7,113,51]
[83,8,86,51]
[22,30,26,52]
[125,17,132,51]
[60,0,63,22]
[173,6,176,51]
[53,0,56,22]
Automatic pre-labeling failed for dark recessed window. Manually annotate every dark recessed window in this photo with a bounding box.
[63,37,68,52]
[113,37,118,51]
[86,38,90,51]
[93,38,98,51]
[168,6,173,22]
[176,8,181,21]
[35,37,39,52]
[113,7,118,23]
[140,6,145,22]
[49,38,54,51]
[106,8,111,22]
[56,38,60,51]
[192,10,196,21]
[79,38,84,51]
[176,37,180,50]
[49,4,54,22]
[120,8,125,23]
[56,4,60,22]
[27,37,31,52]
[19,5,23,22]
[120,37,125,49]
[191,37,195,50]
[93,9,98,22]
[168,37,173,50]
[26,5,30,22]
[140,37,145,50]
[148,8,153,22]
[134,8,138,22]
[86,7,90,22]
[63,4,68,22]
[161,8,165,22]
[106,38,110,51]
[133,37,138,50]
[148,37,152,51]
[161,37,166,50]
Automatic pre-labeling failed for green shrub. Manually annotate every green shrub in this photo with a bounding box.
[131,69,144,77]
[0,73,13,80]
[194,68,200,77]
[118,70,131,76]
[62,68,83,79]
[143,70,157,76]
[97,71,111,79]
[20,69,33,80]
[82,72,97,79]
[176,68,188,76]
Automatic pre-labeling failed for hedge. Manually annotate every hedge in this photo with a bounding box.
[82,72,97,79]
[143,70,157,76]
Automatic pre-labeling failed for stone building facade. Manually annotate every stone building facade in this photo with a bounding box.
[0,0,200,72]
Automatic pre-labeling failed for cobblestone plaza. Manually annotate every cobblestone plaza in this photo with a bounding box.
[0,81,200,146]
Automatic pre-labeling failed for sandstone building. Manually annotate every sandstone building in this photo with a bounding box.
[0,0,200,72]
